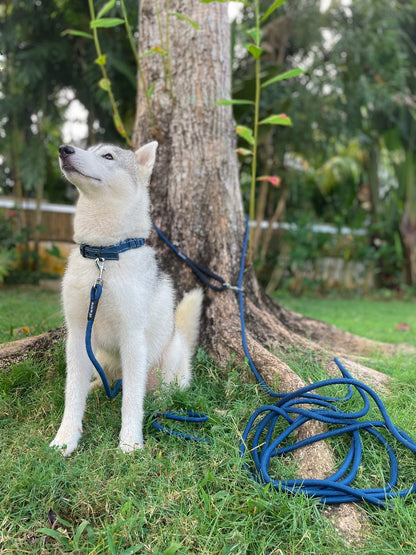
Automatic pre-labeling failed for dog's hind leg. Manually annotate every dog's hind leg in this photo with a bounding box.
[160,331,192,388]
[118,330,148,452]
[160,288,203,388]
[50,328,92,456]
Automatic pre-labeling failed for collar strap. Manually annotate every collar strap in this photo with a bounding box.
[79,237,146,260]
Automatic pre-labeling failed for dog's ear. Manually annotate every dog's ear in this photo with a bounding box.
[135,141,158,179]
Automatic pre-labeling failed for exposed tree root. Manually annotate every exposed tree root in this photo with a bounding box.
[0,327,65,370]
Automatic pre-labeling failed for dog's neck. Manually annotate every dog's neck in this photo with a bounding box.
[73,192,151,246]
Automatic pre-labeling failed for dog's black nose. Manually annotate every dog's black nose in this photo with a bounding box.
[59,145,75,158]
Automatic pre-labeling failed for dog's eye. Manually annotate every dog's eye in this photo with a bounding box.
[102,153,113,160]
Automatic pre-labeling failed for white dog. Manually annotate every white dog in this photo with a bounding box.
[50,141,203,455]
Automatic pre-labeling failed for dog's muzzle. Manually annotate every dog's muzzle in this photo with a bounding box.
[59,145,75,159]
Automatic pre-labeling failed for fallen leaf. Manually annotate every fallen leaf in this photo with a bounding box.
[395,323,411,331]
[12,326,31,337]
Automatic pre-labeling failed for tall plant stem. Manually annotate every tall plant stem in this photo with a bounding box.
[165,0,174,100]
[88,0,131,145]
[155,0,168,89]
[248,1,261,263]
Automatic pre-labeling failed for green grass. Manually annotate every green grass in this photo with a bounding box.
[0,286,63,343]
[275,295,416,348]
[276,294,416,384]
[1,289,416,553]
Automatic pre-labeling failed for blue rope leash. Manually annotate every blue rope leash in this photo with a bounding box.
[86,282,122,399]
[149,411,210,442]
[152,222,228,292]
[236,215,416,507]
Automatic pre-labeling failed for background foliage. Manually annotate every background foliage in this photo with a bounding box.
[1,0,415,292]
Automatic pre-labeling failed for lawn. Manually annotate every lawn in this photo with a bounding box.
[276,294,416,384]
[276,294,416,349]
[0,285,63,343]
[1,288,416,553]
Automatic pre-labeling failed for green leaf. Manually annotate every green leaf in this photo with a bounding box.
[74,520,91,547]
[161,544,182,555]
[213,98,254,106]
[107,529,117,555]
[246,44,263,60]
[146,83,155,99]
[90,18,124,29]
[96,0,116,20]
[36,529,72,549]
[236,125,254,145]
[260,0,286,23]
[246,28,261,43]
[262,68,304,88]
[98,78,111,91]
[61,29,93,40]
[259,114,292,126]
[170,13,201,30]
[119,547,143,555]
[95,54,107,66]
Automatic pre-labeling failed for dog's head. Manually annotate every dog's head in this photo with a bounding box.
[58,142,158,196]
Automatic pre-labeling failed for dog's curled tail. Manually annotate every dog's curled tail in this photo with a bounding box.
[175,288,203,353]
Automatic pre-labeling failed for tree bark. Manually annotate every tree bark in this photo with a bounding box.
[131,0,401,541]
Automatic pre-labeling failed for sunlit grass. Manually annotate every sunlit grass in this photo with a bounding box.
[0,286,63,343]
[1,288,416,552]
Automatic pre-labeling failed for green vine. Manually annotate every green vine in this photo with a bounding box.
[215,0,303,262]
[62,0,304,260]
[88,0,131,145]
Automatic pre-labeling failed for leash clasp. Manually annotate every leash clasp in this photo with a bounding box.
[224,283,244,292]
[95,257,105,286]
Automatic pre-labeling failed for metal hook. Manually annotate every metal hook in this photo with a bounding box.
[224,283,244,292]
[95,257,105,285]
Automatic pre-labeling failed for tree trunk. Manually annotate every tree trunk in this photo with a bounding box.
[133,0,393,386]
[131,0,402,541]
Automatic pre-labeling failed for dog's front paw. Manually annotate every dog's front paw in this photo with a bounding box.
[50,428,82,457]
[119,441,144,453]
[119,437,144,453]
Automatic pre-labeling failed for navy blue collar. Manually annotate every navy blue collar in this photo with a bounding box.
[79,237,146,260]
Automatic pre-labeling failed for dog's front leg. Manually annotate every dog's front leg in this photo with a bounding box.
[119,331,148,452]
[50,329,92,456]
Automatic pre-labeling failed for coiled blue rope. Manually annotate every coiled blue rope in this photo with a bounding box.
[236,215,416,507]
